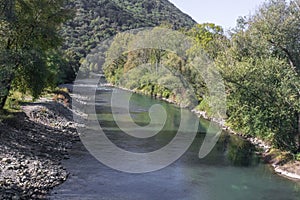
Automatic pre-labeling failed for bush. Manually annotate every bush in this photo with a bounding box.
[295,153,300,161]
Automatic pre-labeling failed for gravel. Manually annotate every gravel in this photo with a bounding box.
[0,101,80,199]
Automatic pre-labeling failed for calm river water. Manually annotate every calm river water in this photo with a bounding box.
[50,86,300,200]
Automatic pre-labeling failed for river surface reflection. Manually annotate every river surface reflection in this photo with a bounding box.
[51,87,300,200]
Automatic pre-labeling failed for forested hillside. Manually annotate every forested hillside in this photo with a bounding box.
[61,0,196,77]
[101,0,300,152]
[0,0,196,108]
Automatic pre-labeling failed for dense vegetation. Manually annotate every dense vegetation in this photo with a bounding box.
[0,0,299,153]
[219,0,300,152]
[0,0,195,107]
[0,0,72,108]
[101,0,300,152]
[61,0,196,78]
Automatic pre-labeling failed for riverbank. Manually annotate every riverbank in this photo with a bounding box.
[191,109,300,181]
[101,82,300,181]
[0,99,80,199]
[1,81,297,200]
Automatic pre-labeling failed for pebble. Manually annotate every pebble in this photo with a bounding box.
[0,102,79,199]
[2,158,12,163]
[12,195,20,200]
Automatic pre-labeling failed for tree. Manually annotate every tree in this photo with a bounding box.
[250,0,300,73]
[187,23,227,60]
[249,0,300,148]
[0,0,71,108]
[220,57,300,151]
[217,0,300,151]
[183,23,228,105]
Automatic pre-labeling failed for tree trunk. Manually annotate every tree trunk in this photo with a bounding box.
[0,77,13,110]
[0,93,9,109]
[298,113,300,151]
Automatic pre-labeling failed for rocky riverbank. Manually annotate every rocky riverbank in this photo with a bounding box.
[192,109,300,180]
[191,109,300,181]
[0,100,79,199]
[1,82,298,200]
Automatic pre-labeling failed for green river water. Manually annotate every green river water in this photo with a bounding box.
[51,86,300,200]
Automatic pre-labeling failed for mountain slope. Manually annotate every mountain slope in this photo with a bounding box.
[61,0,196,76]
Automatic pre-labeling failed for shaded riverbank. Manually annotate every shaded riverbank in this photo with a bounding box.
[192,109,300,181]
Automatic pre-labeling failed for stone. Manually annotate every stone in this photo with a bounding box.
[2,158,12,163]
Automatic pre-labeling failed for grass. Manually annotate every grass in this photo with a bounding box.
[4,90,33,112]
[0,109,15,121]
[2,86,70,114]
[1,86,70,122]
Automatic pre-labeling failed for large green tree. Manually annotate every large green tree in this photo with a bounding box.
[0,0,71,108]
[218,0,300,151]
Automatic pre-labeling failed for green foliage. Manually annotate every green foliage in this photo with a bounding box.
[47,50,77,85]
[0,0,71,107]
[102,27,202,108]
[196,98,212,117]
[221,57,299,151]
[295,153,300,161]
[250,0,300,73]
[187,23,227,59]
[62,0,196,79]
[101,0,300,152]
[13,50,48,99]
[0,0,297,154]
[217,0,300,151]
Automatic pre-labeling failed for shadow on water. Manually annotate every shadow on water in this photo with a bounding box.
[226,135,259,167]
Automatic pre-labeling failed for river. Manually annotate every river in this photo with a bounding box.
[50,85,300,200]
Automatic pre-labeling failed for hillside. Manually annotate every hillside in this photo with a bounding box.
[61,0,196,76]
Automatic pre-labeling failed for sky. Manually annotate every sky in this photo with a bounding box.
[168,0,268,30]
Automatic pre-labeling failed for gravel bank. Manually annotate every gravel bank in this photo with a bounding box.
[0,101,79,199]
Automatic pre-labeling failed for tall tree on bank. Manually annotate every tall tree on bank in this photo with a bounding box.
[0,0,71,109]
[249,0,300,149]
[218,0,300,151]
